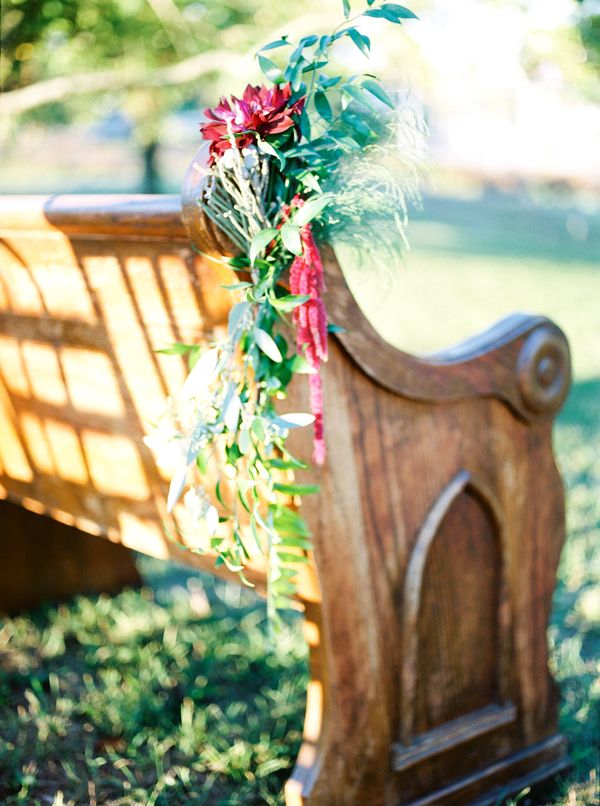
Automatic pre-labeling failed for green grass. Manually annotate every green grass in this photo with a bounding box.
[0,193,598,805]
[0,572,307,805]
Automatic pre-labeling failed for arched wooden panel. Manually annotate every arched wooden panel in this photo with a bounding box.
[396,471,516,775]
[414,485,501,733]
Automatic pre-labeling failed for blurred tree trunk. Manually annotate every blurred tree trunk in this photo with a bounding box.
[142,140,160,193]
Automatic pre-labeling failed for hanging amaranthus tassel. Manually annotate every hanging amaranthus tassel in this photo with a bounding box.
[286,203,328,465]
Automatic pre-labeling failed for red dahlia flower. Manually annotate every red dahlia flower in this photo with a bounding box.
[200,83,304,163]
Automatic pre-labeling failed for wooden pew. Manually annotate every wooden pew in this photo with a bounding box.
[0,194,571,804]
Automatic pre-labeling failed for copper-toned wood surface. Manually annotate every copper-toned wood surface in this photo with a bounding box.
[0,498,140,613]
[0,194,570,804]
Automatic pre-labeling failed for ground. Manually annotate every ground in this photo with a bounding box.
[0,193,598,805]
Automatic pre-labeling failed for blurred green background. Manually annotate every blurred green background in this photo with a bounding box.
[0,0,599,804]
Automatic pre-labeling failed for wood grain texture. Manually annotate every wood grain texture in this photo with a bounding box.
[0,194,570,804]
[0,498,140,613]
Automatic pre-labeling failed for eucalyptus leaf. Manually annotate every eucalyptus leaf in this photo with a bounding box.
[220,555,245,573]
[155,342,196,355]
[254,327,283,362]
[300,173,322,193]
[343,83,378,111]
[318,74,342,89]
[270,293,310,312]
[166,464,187,513]
[362,78,395,108]
[280,223,303,256]
[215,480,228,509]
[220,281,253,291]
[239,425,252,455]
[327,322,348,334]
[273,482,320,496]
[251,417,266,442]
[223,383,241,432]
[181,348,219,398]
[227,255,251,268]
[188,347,201,369]
[258,54,283,82]
[273,505,312,535]
[228,301,251,338]
[196,450,208,474]
[318,35,332,54]
[254,507,278,539]
[299,108,312,140]
[250,513,264,554]
[342,0,350,18]
[273,595,296,610]
[293,195,331,227]
[299,34,319,47]
[257,139,285,169]
[273,412,315,429]
[250,228,278,265]
[237,489,252,514]
[260,37,289,51]
[288,353,316,374]
[276,551,310,564]
[382,2,418,18]
[364,3,417,21]
[348,28,371,57]
[302,60,328,73]
[314,90,333,122]
[279,535,312,549]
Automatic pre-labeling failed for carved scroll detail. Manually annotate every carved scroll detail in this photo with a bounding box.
[517,324,571,415]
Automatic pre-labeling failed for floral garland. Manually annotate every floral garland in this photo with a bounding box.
[146,1,422,621]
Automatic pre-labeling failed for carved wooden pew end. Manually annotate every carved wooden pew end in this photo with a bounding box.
[0,195,570,805]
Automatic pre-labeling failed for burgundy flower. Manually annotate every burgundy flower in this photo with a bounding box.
[200,83,304,163]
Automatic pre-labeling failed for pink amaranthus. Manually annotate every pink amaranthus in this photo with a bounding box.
[286,199,328,466]
[200,83,304,164]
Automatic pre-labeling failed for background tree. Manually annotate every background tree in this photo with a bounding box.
[574,0,600,72]
[0,0,331,190]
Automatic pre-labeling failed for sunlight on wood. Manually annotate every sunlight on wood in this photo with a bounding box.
[117,511,170,559]
[44,419,89,484]
[81,430,150,500]
[19,412,55,475]
[157,253,205,343]
[0,412,33,483]
[123,255,188,396]
[60,346,125,417]
[82,253,167,425]
[0,244,44,314]
[26,240,97,323]
[22,340,68,406]
[0,335,30,396]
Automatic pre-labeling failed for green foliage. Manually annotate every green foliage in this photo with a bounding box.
[158,0,420,620]
[253,0,419,190]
